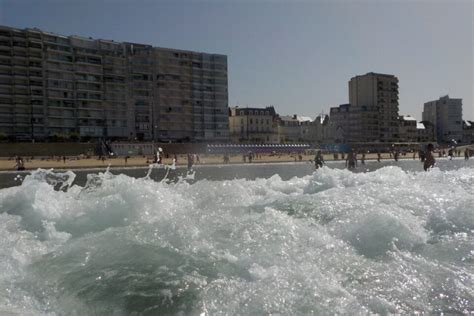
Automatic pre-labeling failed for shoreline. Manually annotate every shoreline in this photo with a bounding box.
[1,153,467,173]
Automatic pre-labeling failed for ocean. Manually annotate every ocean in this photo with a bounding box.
[0,159,473,314]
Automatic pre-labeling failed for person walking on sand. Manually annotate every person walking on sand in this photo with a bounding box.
[419,149,426,162]
[187,153,194,170]
[346,151,357,169]
[314,151,324,169]
[448,148,454,160]
[423,143,436,171]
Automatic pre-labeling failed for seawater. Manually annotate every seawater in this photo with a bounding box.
[0,163,473,315]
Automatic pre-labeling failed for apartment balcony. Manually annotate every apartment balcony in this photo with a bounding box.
[12,43,28,50]
[75,50,102,58]
[75,60,102,67]
[28,63,42,69]
[77,107,103,112]
[43,38,71,47]
[0,43,11,49]
[28,55,43,61]
[12,81,29,87]
[27,43,43,50]
[74,68,102,75]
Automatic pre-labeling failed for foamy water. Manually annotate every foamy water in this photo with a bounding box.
[0,165,473,315]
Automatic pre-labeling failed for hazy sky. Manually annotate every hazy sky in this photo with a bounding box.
[1,0,473,120]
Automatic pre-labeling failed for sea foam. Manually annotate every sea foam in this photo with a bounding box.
[0,165,472,314]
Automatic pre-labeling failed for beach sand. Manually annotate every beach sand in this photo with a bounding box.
[0,152,418,171]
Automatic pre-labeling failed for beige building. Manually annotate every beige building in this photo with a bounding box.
[228,106,278,143]
[0,25,229,142]
[349,72,400,142]
[277,115,315,143]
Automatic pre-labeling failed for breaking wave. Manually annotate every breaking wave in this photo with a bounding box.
[0,165,473,315]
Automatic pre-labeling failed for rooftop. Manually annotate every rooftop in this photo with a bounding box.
[401,115,417,121]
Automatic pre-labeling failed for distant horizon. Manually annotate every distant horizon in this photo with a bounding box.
[1,0,472,121]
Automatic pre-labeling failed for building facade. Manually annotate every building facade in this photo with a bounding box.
[228,106,278,143]
[0,25,229,142]
[416,121,436,143]
[314,114,330,144]
[277,115,315,143]
[462,120,473,144]
[328,103,380,143]
[422,95,462,144]
[398,115,417,142]
[349,72,400,142]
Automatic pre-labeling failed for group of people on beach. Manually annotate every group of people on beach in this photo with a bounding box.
[312,143,472,172]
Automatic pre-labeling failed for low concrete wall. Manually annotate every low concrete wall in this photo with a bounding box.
[0,143,97,157]
[110,143,208,156]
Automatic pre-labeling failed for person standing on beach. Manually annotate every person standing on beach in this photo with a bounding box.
[423,144,436,171]
[448,148,454,160]
[187,154,194,170]
[314,151,324,169]
[465,149,470,160]
[361,152,366,165]
[419,149,426,162]
[377,152,381,162]
[346,151,357,169]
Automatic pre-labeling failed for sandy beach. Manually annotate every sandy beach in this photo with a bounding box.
[0,152,429,171]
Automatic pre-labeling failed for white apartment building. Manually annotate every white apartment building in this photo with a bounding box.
[422,95,463,143]
[0,25,229,142]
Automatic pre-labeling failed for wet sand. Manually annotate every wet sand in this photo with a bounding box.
[0,152,422,171]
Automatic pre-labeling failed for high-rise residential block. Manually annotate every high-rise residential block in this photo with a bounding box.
[349,72,400,142]
[422,95,462,143]
[0,25,229,142]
